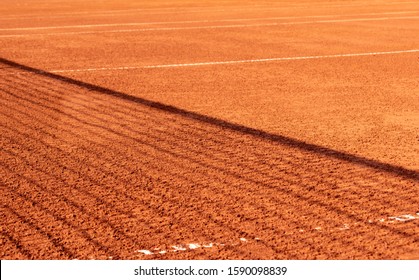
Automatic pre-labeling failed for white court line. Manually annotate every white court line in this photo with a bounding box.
[0,5,257,19]
[2,15,419,38]
[2,50,417,77]
[1,11,418,31]
[1,1,418,20]
[2,3,293,18]
[41,49,419,73]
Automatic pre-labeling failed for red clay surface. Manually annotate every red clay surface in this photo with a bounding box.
[1,0,418,259]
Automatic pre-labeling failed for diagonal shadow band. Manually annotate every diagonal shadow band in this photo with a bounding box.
[1,57,417,181]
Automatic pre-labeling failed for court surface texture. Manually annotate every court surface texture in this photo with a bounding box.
[1,0,418,259]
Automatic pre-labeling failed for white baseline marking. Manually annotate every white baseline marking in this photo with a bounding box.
[2,15,419,38]
[1,11,418,31]
[43,49,419,73]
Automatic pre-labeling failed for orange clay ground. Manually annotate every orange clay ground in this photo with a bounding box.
[0,0,418,259]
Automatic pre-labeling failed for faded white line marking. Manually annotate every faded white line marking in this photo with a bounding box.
[0,4,285,19]
[388,214,418,222]
[339,224,350,230]
[1,50,418,77]
[188,243,200,249]
[42,50,419,73]
[2,1,418,20]
[136,238,252,256]
[2,15,419,38]
[136,250,153,255]
[172,245,187,251]
[321,212,419,233]
[2,11,418,31]
[135,212,418,256]
[202,243,215,248]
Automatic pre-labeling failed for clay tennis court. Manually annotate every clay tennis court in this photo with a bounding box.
[1,0,418,260]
